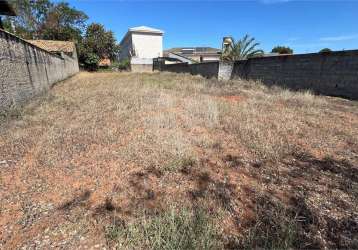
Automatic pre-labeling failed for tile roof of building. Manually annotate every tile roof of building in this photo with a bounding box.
[165,47,221,55]
[26,40,75,53]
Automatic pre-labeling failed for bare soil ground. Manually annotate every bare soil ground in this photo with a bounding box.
[0,72,357,249]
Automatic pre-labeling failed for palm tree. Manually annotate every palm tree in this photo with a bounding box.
[221,34,264,61]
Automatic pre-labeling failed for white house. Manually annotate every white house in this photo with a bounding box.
[118,26,164,72]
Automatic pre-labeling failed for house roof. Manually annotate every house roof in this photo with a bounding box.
[26,40,75,53]
[120,26,164,46]
[0,0,16,16]
[129,26,164,34]
[165,47,221,55]
[165,52,196,64]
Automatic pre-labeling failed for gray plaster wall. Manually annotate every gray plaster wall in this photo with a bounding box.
[0,30,79,110]
[159,50,358,100]
[161,63,190,74]
[190,62,218,78]
[160,62,218,78]
[233,50,358,99]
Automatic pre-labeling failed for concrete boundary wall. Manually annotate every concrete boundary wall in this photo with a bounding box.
[190,62,219,78]
[0,29,79,111]
[233,50,358,99]
[160,62,218,78]
[159,50,358,100]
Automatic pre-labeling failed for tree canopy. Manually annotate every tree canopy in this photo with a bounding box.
[3,1,120,71]
[39,2,88,41]
[78,23,120,70]
[3,0,88,41]
[271,46,293,54]
[319,48,332,53]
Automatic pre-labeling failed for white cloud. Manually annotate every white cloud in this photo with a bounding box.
[320,34,358,42]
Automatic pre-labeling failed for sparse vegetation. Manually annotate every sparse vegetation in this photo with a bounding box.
[237,193,300,249]
[117,58,131,71]
[272,46,294,54]
[0,72,357,249]
[105,207,221,249]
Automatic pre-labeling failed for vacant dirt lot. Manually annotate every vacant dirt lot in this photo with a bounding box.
[1,72,357,249]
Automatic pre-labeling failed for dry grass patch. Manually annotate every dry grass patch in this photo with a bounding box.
[0,72,357,249]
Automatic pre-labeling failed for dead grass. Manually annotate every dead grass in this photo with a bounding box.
[0,72,357,249]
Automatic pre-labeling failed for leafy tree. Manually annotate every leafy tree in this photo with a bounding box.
[84,53,100,71]
[319,48,332,53]
[40,2,88,41]
[3,0,87,41]
[3,0,53,39]
[221,34,264,61]
[78,23,120,70]
[271,46,293,54]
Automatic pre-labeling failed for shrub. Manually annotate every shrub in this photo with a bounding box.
[84,53,100,71]
[271,46,293,54]
[118,58,130,71]
[164,156,196,172]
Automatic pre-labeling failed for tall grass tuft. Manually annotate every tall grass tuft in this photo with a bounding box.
[106,207,221,249]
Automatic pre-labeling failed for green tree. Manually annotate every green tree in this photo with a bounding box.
[84,53,100,71]
[319,48,332,53]
[40,2,88,41]
[221,34,264,61]
[271,46,293,54]
[78,23,120,70]
[3,0,87,41]
[3,0,53,39]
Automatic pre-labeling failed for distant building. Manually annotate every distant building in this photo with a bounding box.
[164,47,221,62]
[26,40,77,58]
[98,57,111,67]
[118,26,164,72]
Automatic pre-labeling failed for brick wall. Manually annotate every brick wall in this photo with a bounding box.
[0,30,79,111]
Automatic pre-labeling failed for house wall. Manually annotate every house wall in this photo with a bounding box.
[0,29,79,111]
[131,64,153,72]
[202,55,220,62]
[131,32,163,59]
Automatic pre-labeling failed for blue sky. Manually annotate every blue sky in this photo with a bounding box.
[64,0,358,54]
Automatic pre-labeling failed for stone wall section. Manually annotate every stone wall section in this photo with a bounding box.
[0,30,79,110]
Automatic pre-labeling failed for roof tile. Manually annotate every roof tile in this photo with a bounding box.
[26,40,75,53]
